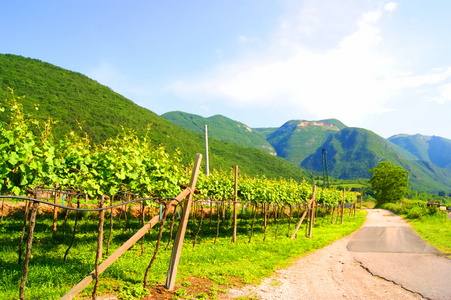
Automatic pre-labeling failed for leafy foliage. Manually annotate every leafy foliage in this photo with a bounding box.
[264,119,345,165]
[389,134,451,169]
[0,89,183,197]
[162,111,276,155]
[302,127,451,193]
[369,161,409,206]
[0,54,308,182]
[0,89,57,194]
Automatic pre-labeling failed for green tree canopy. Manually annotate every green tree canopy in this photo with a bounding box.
[369,161,409,206]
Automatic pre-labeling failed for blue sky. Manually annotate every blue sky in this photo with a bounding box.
[2,0,451,140]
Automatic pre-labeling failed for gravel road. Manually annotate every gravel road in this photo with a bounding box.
[226,209,451,299]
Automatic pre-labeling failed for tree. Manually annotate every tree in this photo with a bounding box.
[369,161,409,206]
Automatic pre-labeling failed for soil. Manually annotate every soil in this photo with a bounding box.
[224,227,425,300]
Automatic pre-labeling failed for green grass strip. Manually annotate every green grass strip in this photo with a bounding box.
[0,210,366,299]
[405,213,451,256]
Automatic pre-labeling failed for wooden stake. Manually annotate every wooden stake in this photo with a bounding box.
[52,191,59,237]
[341,190,345,225]
[291,186,316,240]
[92,196,105,299]
[60,188,192,300]
[18,199,31,264]
[360,189,363,209]
[165,153,202,291]
[232,165,238,244]
[19,201,39,300]
[307,186,317,238]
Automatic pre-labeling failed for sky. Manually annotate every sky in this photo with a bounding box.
[2,0,451,140]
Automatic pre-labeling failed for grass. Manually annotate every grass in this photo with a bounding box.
[361,201,376,209]
[381,202,451,257]
[406,212,451,256]
[0,205,366,299]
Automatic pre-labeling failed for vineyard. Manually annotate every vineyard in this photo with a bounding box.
[0,90,364,299]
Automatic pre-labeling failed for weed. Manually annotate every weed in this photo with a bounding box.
[175,288,187,297]
[196,292,208,299]
[117,284,148,300]
[182,280,192,287]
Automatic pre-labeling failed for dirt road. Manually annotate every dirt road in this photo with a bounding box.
[226,209,450,299]
[349,209,451,300]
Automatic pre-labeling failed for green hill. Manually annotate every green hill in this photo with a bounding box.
[302,128,451,192]
[4,53,451,193]
[266,119,347,165]
[389,134,451,169]
[0,54,308,181]
[162,111,276,155]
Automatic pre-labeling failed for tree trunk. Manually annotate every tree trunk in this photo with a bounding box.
[19,201,39,300]
[92,196,105,300]
[18,199,31,264]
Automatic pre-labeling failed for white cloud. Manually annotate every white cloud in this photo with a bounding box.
[172,4,395,124]
[170,1,451,129]
[384,2,398,12]
[431,83,451,104]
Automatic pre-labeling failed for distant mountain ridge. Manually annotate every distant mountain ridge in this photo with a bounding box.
[389,134,451,169]
[163,111,451,192]
[2,53,451,193]
[265,119,346,165]
[301,128,451,191]
[162,111,276,155]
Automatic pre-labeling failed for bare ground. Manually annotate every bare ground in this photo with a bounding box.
[225,232,424,300]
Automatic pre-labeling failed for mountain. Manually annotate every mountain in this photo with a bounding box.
[389,134,451,169]
[301,128,451,192]
[4,53,451,193]
[0,53,160,143]
[162,111,276,155]
[0,54,308,181]
[161,110,451,192]
[265,119,347,165]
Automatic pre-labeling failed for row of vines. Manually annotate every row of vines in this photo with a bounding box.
[0,88,359,210]
[0,89,362,299]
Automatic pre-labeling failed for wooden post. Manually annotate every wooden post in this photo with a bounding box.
[291,186,316,240]
[360,189,363,209]
[98,196,105,261]
[165,154,202,291]
[92,196,105,299]
[61,154,202,300]
[354,192,357,217]
[232,165,238,244]
[19,201,39,300]
[341,189,345,225]
[52,191,59,236]
[308,186,316,238]
[205,125,209,176]
[61,189,192,300]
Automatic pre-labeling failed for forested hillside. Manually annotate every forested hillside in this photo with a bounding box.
[161,102,451,192]
[2,53,451,193]
[265,119,346,165]
[389,134,451,169]
[162,111,276,155]
[301,128,451,192]
[0,54,307,181]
